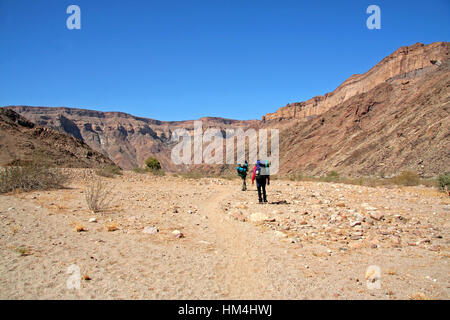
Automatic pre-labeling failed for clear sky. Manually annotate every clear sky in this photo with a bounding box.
[0,0,449,121]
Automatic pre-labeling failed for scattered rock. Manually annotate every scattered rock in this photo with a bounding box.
[273,230,287,238]
[106,223,118,232]
[143,226,159,234]
[350,221,361,227]
[89,218,97,223]
[172,230,184,238]
[75,224,86,232]
[249,212,269,223]
[429,245,440,252]
[369,211,384,221]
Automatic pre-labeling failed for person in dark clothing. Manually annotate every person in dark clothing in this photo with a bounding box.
[251,160,270,204]
[236,161,249,191]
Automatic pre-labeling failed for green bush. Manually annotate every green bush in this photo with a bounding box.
[438,172,450,191]
[145,157,161,171]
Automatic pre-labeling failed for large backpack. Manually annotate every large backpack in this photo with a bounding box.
[255,161,270,179]
[236,164,247,177]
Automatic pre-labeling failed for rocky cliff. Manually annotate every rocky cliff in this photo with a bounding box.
[263,42,449,121]
[5,106,258,170]
[270,57,450,177]
[0,108,114,168]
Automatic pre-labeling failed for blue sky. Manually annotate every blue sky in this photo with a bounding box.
[0,0,449,121]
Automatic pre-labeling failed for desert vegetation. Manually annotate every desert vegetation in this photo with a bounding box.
[0,162,67,194]
[84,178,112,213]
[286,170,440,189]
[96,164,122,178]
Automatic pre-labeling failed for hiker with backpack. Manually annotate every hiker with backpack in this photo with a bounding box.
[252,160,270,204]
[236,160,249,191]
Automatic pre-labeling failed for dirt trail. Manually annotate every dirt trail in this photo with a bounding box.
[200,186,274,299]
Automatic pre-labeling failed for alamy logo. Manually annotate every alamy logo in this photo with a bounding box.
[66,5,81,30]
[170,121,279,174]
[366,5,381,30]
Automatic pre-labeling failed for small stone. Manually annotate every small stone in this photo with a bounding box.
[249,212,269,223]
[89,218,97,223]
[429,245,440,252]
[273,230,287,238]
[172,230,184,238]
[350,221,361,227]
[354,212,364,222]
[369,211,384,221]
[143,226,158,234]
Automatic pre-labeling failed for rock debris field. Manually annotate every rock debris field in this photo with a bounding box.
[0,170,449,299]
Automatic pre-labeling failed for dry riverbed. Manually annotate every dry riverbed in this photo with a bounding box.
[0,170,449,299]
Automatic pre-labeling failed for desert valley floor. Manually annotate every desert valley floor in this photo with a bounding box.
[0,170,449,299]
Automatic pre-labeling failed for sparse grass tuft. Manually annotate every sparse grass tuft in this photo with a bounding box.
[16,246,32,257]
[133,167,165,176]
[133,167,147,174]
[320,171,340,182]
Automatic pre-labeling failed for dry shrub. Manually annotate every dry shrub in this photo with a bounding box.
[388,171,420,186]
[0,163,67,194]
[16,246,32,257]
[96,164,122,178]
[85,178,112,213]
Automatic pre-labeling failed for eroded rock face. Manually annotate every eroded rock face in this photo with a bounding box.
[263,42,449,121]
[5,107,257,170]
[0,109,113,168]
[271,58,450,177]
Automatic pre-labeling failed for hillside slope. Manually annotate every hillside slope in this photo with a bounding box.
[0,108,114,168]
[273,59,450,177]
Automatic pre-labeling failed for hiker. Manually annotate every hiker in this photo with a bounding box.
[252,160,270,204]
[236,160,249,191]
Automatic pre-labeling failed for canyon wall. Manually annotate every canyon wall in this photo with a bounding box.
[264,42,449,121]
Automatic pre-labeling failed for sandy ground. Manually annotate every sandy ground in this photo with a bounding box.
[0,170,449,300]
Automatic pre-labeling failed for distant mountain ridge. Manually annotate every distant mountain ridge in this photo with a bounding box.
[6,106,258,170]
[4,41,449,176]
